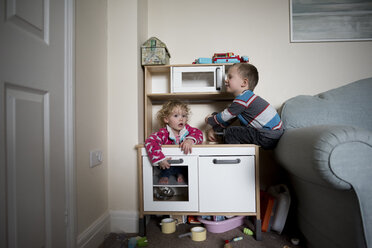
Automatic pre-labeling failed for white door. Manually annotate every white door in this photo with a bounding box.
[0,0,74,247]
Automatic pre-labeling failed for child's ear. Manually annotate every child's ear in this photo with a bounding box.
[164,117,169,124]
[242,78,249,88]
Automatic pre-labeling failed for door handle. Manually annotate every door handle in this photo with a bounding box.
[168,159,184,164]
[212,158,241,164]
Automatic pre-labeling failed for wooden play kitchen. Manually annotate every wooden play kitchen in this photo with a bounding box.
[137,64,262,240]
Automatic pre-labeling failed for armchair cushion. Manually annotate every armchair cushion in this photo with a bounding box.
[281,78,372,131]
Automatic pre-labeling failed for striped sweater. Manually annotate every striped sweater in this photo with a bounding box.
[207,90,283,131]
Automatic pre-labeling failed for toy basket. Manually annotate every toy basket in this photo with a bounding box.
[197,216,245,233]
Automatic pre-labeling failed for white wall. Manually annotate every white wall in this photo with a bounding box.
[76,0,109,245]
[107,0,372,232]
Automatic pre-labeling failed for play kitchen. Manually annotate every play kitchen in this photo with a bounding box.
[138,54,262,241]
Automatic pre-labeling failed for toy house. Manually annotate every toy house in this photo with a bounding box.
[141,37,171,65]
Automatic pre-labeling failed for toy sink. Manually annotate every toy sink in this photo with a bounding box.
[197,216,245,233]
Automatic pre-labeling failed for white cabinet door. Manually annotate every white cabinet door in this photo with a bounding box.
[198,156,256,212]
[143,155,198,211]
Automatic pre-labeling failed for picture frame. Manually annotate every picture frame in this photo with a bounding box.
[290,0,372,42]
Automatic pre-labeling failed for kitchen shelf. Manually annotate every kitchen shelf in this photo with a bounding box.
[147,92,234,102]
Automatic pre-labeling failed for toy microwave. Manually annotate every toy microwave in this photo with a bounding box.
[171,65,225,93]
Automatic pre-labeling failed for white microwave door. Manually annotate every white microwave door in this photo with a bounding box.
[171,66,224,93]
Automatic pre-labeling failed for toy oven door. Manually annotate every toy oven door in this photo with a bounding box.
[142,155,198,212]
[171,66,224,93]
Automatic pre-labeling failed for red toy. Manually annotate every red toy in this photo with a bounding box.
[212,52,249,63]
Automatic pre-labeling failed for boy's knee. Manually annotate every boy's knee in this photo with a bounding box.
[224,126,247,144]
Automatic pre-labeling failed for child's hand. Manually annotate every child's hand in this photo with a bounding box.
[159,157,171,170]
[207,129,217,142]
[180,139,194,154]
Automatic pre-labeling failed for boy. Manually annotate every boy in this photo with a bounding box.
[205,63,283,149]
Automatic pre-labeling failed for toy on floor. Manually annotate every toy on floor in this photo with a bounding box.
[178,227,207,241]
[197,216,245,233]
[128,236,148,248]
[224,241,233,248]
[226,236,243,242]
[224,236,243,248]
[188,216,201,224]
[243,227,254,236]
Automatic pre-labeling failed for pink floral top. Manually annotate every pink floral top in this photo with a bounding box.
[144,124,203,164]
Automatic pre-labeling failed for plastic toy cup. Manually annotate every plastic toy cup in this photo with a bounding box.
[160,218,177,234]
[191,227,206,241]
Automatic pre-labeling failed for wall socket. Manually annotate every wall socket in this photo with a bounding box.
[90,150,103,168]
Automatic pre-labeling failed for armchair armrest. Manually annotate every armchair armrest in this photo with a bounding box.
[275,125,372,247]
[275,125,372,190]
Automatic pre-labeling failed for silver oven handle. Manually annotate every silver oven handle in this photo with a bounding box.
[213,158,241,164]
[168,159,184,164]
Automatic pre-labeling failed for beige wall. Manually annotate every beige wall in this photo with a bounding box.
[106,0,372,232]
[76,0,108,237]
[107,0,145,215]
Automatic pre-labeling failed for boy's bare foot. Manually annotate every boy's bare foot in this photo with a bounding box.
[177,174,184,183]
[158,177,169,184]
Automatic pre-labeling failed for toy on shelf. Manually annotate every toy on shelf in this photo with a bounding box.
[141,37,171,65]
[192,58,213,64]
[213,52,240,63]
[192,52,249,64]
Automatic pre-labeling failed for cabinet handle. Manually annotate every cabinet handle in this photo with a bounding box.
[168,159,184,164]
[212,158,241,164]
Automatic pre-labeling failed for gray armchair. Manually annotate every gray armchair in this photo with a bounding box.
[275,78,372,248]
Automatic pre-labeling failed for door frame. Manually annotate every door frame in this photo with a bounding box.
[65,0,76,247]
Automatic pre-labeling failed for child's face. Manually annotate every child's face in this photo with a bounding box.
[225,66,248,96]
[164,106,188,134]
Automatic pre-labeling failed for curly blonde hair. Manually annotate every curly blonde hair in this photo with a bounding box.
[157,100,190,128]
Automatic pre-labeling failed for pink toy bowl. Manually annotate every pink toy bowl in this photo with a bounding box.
[197,216,245,233]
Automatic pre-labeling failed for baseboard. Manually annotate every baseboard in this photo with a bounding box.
[110,210,139,233]
[77,211,110,248]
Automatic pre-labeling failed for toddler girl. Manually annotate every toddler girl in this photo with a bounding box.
[145,100,203,184]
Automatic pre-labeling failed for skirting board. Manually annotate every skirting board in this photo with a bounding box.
[77,211,110,248]
[110,210,139,233]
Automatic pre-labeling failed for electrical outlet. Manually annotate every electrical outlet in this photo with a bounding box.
[90,150,103,168]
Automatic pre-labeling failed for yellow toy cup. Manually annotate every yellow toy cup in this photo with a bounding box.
[160,218,177,234]
[191,226,206,241]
